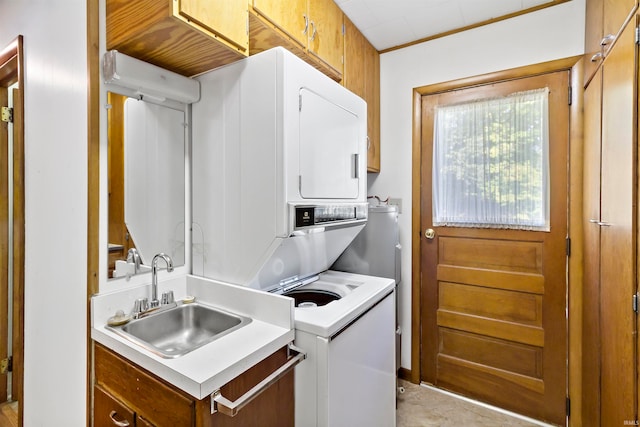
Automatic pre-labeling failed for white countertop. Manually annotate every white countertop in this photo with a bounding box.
[91,274,295,400]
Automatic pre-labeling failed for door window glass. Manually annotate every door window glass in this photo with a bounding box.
[432,88,550,231]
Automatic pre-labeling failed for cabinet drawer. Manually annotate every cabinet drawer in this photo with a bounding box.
[94,386,135,427]
[95,344,194,426]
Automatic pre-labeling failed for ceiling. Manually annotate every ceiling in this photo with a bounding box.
[334,0,562,51]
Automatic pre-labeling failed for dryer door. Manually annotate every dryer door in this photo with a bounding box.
[299,88,361,199]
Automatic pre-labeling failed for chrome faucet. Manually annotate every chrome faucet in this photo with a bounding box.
[150,253,174,308]
[126,248,141,274]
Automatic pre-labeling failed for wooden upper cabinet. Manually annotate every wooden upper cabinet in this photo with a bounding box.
[343,17,380,172]
[252,0,308,47]
[249,0,344,80]
[106,0,248,76]
[178,0,249,52]
[307,0,345,74]
[583,0,636,86]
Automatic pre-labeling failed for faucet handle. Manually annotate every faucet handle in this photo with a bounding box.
[161,291,175,305]
[132,298,149,317]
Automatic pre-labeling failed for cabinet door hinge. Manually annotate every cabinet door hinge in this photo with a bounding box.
[566,396,571,416]
[299,94,302,111]
[0,356,13,374]
[635,25,640,44]
[633,293,638,313]
[342,23,345,35]
[568,86,572,105]
[1,106,13,123]
[566,237,571,256]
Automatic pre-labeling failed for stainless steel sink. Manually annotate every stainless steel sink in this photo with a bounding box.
[108,302,252,358]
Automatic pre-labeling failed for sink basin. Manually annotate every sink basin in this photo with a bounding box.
[108,302,252,358]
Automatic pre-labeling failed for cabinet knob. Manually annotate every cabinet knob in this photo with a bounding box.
[600,34,615,46]
[109,411,130,427]
[590,52,603,63]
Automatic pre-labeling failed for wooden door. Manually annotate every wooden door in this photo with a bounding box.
[0,85,8,404]
[582,66,603,425]
[307,0,344,74]
[599,19,637,425]
[251,0,307,47]
[420,71,569,424]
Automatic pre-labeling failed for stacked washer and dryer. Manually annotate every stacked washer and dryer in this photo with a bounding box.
[192,48,396,427]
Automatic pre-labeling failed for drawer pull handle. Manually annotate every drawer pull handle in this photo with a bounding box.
[109,411,130,427]
[211,344,306,416]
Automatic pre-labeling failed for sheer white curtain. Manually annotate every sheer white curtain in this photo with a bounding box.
[432,88,550,231]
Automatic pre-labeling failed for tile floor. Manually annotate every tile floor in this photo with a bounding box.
[396,380,556,427]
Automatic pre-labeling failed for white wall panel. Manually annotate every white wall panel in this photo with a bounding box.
[0,1,88,425]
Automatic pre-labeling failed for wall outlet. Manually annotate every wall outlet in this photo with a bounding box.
[389,198,402,213]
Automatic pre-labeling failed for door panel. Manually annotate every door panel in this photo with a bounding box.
[599,21,637,425]
[420,71,569,424]
[582,66,602,426]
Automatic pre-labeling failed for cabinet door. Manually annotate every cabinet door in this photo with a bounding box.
[364,38,380,172]
[582,67,602,426]
[94,386,135,427]
[178,0,248,52]
[584,0,604,85]
[343,17,365,99]
[583,0,636,86]
[307,0,344,73]
[599,20,637,426]
[603,0,636,40]
[252,0,307,47]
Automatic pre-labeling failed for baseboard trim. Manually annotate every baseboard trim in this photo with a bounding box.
[398,367,414,383]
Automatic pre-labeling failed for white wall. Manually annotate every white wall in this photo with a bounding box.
[0,1,88,425]
[370,0,586,370]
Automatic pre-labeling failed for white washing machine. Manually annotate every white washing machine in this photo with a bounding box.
[280,270,396,427]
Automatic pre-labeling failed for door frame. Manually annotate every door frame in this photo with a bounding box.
[0,35,25,426]
[410,56,583,425]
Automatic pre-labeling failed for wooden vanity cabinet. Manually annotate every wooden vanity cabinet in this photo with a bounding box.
[106,0,248,77]
[343,17,380,172]
[93,343,294,427]
[250,0,344,81]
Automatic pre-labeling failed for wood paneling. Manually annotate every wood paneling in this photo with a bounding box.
[437,265,544,294]
[440,329,543,378]
[439,237,543,274]
[439,282,542,325]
